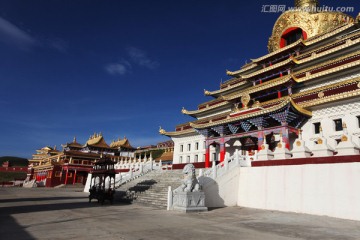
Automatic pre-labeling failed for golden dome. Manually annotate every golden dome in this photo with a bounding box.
[268,4,354,52]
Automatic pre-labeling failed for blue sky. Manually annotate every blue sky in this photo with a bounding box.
[0,0,358,158]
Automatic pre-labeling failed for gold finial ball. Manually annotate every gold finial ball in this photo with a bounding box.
[294,0,318,8]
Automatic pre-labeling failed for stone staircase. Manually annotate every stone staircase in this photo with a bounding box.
[116,170,184,209]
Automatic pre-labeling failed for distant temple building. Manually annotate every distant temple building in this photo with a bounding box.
[28,133,135,187]
[160,0,360,168]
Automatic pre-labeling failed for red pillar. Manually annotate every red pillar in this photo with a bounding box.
[257,129,264,150]
[281,124,290,149]
[205,142,210,168]
[220,138,226,162]
[65,169,69,185]
[73,170,77,185]
[277,90,282,99]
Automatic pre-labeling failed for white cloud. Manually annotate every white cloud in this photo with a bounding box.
[0,17,37,50]
[105,61,131,76]
[127,47,159,69]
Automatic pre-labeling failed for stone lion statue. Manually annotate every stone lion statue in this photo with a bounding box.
[174,164,201,193]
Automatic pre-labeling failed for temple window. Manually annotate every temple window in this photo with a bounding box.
[180,145,183,152]
[195,142,199,150]
[179,156,183,163]
[334,119,343,131]
[203,141,206,149]
[187,144,191,151]
[357,116,360,128]
[313,122,321,134]
[195,155,198,162]
[280,27,307,48]
[186,156,190,163]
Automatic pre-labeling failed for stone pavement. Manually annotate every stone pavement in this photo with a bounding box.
[1,188,360,240]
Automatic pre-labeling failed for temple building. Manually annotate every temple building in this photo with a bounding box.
[160,0,360,168]
[28,134,135,187]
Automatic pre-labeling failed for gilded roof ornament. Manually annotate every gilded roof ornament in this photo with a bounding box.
[181,107,188,114]
[204,89,211,96]
[226,70,235,76]
[159,126,166,135]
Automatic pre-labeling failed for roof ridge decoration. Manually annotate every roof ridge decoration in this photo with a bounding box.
[159,127,196,136]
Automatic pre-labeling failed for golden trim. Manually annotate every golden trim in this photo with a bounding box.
[190,97,311,129]
[293,77,360,99]
[294,50,360,78]
[182,101,230,115]
[159,128,196,136]
[299,89,360,108]
[318,92,324,98]
[222,75,292,101]
[251,39,303,63]
[205,80,248,96]
[228,58,293,77]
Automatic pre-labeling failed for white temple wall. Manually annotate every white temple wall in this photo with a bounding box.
[301,100,360,150]
[172,134,205,164]
[202,166,240,207]
[237,163,360,221]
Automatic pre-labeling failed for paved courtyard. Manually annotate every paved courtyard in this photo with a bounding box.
[1,188,360,240]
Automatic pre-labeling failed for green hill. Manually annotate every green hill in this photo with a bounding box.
[0,156,28,167]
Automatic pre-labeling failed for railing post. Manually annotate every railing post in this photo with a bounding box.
[140,162,143,174]
[235,149,240,166]
[129,168,133,179]
[167,186,173,211]
[212,161,217,179]
[224,155,229,171]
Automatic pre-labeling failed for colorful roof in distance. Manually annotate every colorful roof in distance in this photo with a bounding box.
[110,136,134,149]
[62,137,83,149]
[85,132,111,149]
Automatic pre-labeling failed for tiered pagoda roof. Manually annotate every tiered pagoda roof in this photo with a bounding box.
[160,5,360,137]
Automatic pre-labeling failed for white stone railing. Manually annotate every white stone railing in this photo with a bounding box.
[114,160,163,188]
[203,149,251,179]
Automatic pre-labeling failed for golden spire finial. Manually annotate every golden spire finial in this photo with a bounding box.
[73,136,76,143]
[204,89,210,96]
[294,0,318,10]
[124,135,126,139]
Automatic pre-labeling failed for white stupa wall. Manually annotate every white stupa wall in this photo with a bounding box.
[301,100,360,150]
